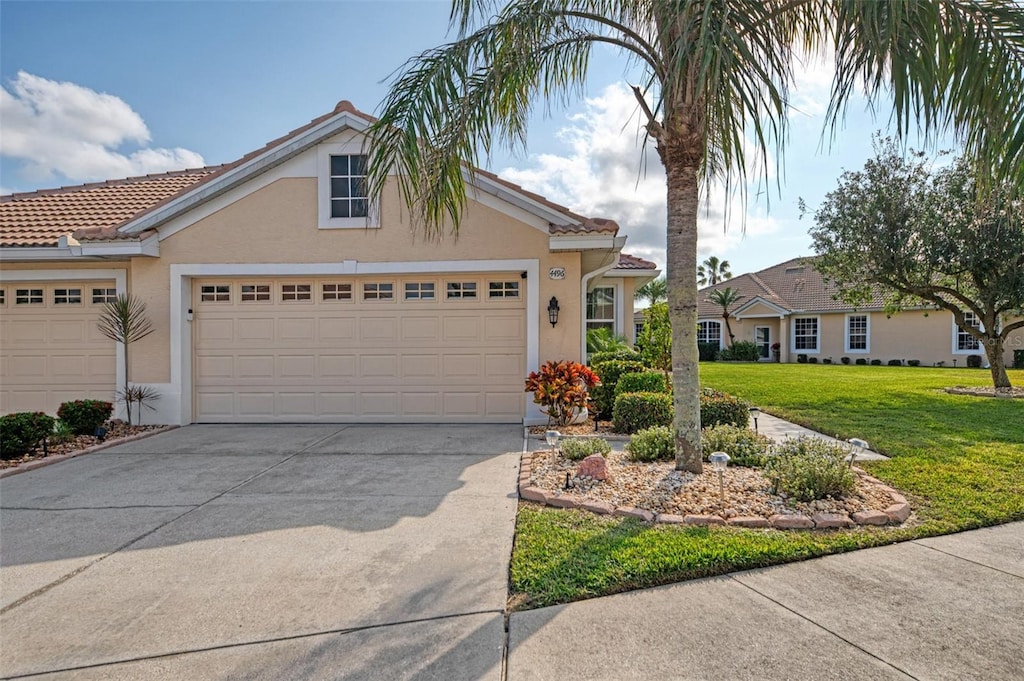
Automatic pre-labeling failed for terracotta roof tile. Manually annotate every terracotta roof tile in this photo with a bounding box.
[0,167,223,247]
[614,253,658,270]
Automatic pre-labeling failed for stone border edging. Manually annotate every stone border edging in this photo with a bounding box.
[517,451,911,530]
[0,426,179,479]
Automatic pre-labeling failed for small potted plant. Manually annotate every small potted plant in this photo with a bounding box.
[771,342,781,362]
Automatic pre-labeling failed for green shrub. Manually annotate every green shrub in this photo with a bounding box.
[764,437,856,502]
[967,354,983,368]
[797,354,808,363]
[808,356,818,364]
[615,371,668,397]
[718,341,760,362]
[907,359,921,367]
[855,358,868,366]
[1014,350,1024,369]
[560,437,612,461]
[870,359,882,366]
[590,349,640,366]
[822,357,833,364]
[0,412,56,460]
[56,399,113,435]
[701,424,773,467]
[626,425,674,462]
[697,342,719,362]
[887,359,903,366]
[840,356,851,365]
[51,419,76,443]
[592,360,645,419]
[700,388,749,429]
[613,392,673,434]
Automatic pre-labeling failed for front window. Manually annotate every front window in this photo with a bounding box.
[846,314,868,352]
[329,154,368,218]
[793,317,819,351]
[697,320,722,346]
[586,286,615,333]
[956,312,982,351]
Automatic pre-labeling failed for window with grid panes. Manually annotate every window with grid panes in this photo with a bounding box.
[488,281,519,299]
[16,289,43,304]
[404,282,435,300]
[956,312,982,350]
[241,284,271,302]
[322,283,353,301]
[281,284,312,301]
[586,286,615,332]
[92,288,117,304]
[793,317,819,350]
[200,285,230,302]
[363,283,393,300]
[846,314,868,351]
[329,155,369,218]
[54,288,82,304]
[446,282,477,299]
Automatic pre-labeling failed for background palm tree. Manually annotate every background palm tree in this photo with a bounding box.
[697,256,732,287]
[706,287,744,346]
[635,275,668,306]
[365,0,1024,473]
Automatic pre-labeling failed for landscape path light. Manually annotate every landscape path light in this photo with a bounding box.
[709,451,730,509]
[847,438,870,467]
[545,429,561,454]
[748,406,761,432]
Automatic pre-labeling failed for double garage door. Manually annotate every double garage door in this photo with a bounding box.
[193,274,527,423]
[0,281,117,414]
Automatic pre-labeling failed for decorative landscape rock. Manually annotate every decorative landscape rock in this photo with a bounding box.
[852,510,890,526]
[813,512,855,529]
[885,503,912,523]
[728,516,770,528]
[770,514,814,529]
[581,500,615,515]
[576,454,609,481]
[684,514,726,526]
[614,506,655,522]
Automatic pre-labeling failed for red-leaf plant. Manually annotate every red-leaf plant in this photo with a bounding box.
[524,360,600,427]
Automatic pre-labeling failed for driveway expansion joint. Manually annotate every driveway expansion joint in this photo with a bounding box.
[729,574,920,680]
[909,538,1024,580]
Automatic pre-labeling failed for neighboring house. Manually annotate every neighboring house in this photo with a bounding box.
[697,257,1024,367]
[0,101,658,425]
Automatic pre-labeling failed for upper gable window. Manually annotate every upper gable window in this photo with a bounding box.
[318,142,379,229]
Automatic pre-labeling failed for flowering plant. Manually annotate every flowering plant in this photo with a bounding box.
[524,360,600,426]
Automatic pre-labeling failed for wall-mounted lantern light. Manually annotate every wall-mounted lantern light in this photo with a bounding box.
[547,296,560,327]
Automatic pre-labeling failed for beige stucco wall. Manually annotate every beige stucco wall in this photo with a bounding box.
[128,176,589,383]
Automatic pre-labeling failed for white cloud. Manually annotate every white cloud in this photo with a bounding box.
[499,83,780,272]
[0,72,205,184]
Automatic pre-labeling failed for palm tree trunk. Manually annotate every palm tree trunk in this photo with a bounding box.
[723,314,735,346]
[664,150,702,473]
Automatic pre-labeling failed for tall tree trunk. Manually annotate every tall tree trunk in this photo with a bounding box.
[663,149,702,473]
[984,336,1011,389]
[723,313,735,346]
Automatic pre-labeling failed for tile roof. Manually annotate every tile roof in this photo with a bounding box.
[614,253,658,270]
[0,100,620,249]
[0,167,223,247]
[697,257,886,317]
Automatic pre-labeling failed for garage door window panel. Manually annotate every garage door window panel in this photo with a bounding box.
[54,288,82,305]
[92,288,117,304]
[201,285,231,303]
[0,289,5,306]
[447,282,478,300]
[16,289,43,305]
[364,283,394,301]
[405,282,436,301]
[241,284,271,302]
[281,284,312,302]
[489,281,520,299]
[322,283,353,301]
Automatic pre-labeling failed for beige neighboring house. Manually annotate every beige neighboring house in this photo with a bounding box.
[698,257,1024,367]
[0,101,658,425]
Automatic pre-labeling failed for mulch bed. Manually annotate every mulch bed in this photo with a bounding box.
[0,421,166,471]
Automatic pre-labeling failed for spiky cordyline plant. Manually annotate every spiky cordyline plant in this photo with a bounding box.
[365,0,1024,472]
[97,293,156,426]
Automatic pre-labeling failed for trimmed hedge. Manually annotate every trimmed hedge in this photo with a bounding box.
[855,358,868,366]
[615,371,668,397]
[592,360,645,419]
[1,412,56,460]
[613,392,673,434]
[718,340,760,362]
[626,425,674,462]
[887,359,903,366]
[700,388,749,429]
[698,342,719,362]
[560,437,612,461]
[967,354,983,368]
[57,399,113,436]
[590,349,640,366]
[701,424,773,467]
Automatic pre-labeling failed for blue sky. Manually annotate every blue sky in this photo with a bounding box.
[1,1,924,275]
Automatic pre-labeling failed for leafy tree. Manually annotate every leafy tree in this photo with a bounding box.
[707,287,744,347]
[637,302,672,376]
[698,256,732,286]
[635,275,668,306]
[365,0,1024,473]
[811,142,1024,389]
[97,293,157,425]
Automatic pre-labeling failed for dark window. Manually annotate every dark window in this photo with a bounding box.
[330,154,369,218]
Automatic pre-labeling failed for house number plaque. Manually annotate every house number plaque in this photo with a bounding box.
[548,267,566,280]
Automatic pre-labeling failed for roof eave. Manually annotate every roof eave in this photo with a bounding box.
[549,234,625,251]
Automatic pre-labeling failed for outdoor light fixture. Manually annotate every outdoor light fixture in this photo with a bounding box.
[748,406,761,432]
[847,438,869,468]
[547,296,560,327]
[709,451,730,508]
[545,430,561,453]
[94,426,107,442]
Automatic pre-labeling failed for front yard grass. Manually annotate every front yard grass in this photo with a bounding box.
[509,365,1024,609]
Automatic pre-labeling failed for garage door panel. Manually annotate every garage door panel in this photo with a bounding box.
[193,275,525,423]
[10,356,47,379]
[50,355,88,379]
[89,355,116,379]
[50,320,87,343]
[10,320,46,344]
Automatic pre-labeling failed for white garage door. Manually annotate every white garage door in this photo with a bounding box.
[192,275,527,423]
[0,282,117,415]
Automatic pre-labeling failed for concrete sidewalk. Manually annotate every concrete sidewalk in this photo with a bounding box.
[507,521,1024,680]
[755,412,889,461]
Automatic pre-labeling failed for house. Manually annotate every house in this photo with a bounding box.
[0,101,658,425]
[697,257,1023,366]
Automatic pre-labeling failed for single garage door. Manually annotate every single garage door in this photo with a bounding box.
[0,282,117,415]
[193,274,527,422]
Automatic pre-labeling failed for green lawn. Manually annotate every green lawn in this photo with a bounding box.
[509,365,1024,609]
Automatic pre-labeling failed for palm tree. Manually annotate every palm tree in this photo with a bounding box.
[707,287,744,346]
[635,275,668,306]
[698,256,731,287]
[365,1,1024,473]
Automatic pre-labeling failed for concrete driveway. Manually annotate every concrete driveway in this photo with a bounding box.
[0,424,522,680]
